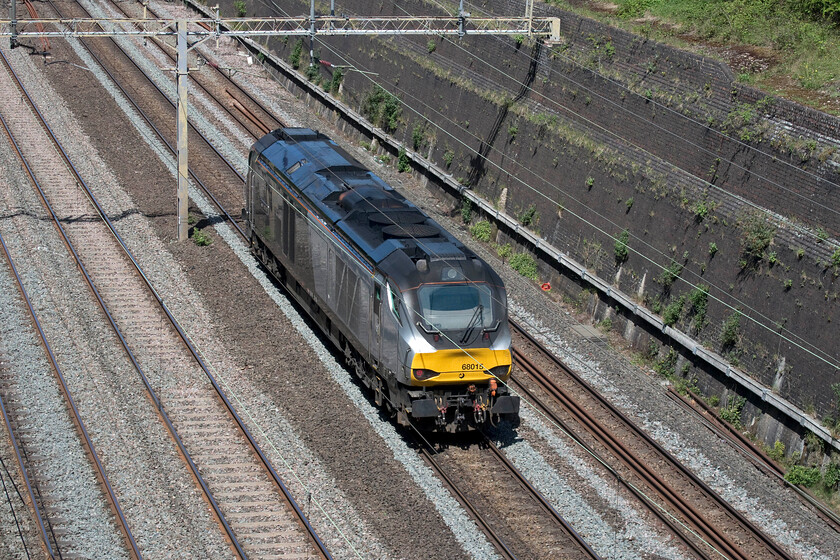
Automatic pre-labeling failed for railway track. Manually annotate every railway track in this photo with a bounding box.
[668,388,840,537]
[0,230,140,559]
[510,320,794,560]
[9,2,819,558]
[418,434,602,560]
[0,38,329,559]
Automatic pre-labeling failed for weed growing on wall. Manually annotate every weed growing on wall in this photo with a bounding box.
[720,311,742,350]
[289,39,303,69]
[614,229,630,263]
[740,212,776,259]
[325,68,343,94]
[658,260,683,289]
[518,204,538,227]
[663,296,686,326]
[412,124,427,151]
[687,284,710,331]
[443,149,455,167]
[362,85,402,133]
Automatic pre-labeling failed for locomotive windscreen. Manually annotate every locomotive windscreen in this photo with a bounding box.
[418,283,495,330]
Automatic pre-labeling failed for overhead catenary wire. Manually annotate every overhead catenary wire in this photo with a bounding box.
[283,0,840,374]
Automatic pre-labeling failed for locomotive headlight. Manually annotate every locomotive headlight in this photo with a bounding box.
[489,365,511,379]
[413,368,440,381]
[441,267,464,281]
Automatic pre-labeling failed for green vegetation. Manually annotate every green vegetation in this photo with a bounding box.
[443,149,455,167]
[397,148,411,173]
[740,212,776,259]
[233,0,246,17]
[362,85,402,133]
[817,227,829,242]
[720,310,742,349]
[768,440,786,462]
[496,243,513,260]
[289,39,303,70]
[825,462,840,490]
[693,199,713,221]
[470,220,492,242]
[191,228,212,247]
[658,260,683,289]
[325,68,344,94]
[614,229,630,264]
[461,198,472,224]
[518,204,538,227]
[509,252,539,280]
[785,465,822,487]
[720,395,747,428]
[708,242,718,256]
[548,0,840,113]
[654,347,679,377]
[305,64,320,83]
[427,40,437,53]
[412,124,427,151]
[662,296,685,327]
[687,284,709,331]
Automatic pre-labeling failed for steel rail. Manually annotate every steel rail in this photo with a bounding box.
[0,45,248,559]
[416,446,518,560]
[0,452,32,559]
[508,375,713,559]
[0,68,145,560]
[90,8,590,557]
[510,319,794,560]
[24,4,332,555]
[514,347,750,560]
[0,387,51,560]
[106,0,281,156]
[0,229,143,560]
[670,388,840,535]
[482,437,603,560]
[0,246,57,560]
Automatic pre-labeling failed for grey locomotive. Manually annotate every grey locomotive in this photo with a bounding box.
[245,128,519,431]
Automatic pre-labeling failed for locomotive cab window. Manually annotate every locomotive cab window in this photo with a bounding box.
[386,282,402,324]
[417,283,494,331]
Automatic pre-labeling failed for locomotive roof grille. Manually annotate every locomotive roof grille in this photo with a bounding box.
[256,127,469,265]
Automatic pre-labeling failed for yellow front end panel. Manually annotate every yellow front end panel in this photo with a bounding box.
[410,348,512,386]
